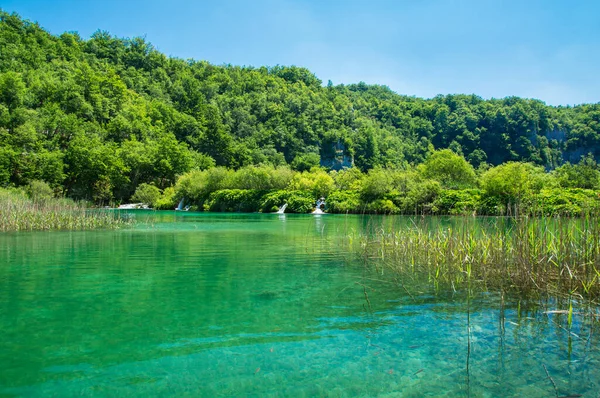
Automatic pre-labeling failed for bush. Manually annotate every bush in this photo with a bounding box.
[332,167,364,190]
[191,152,216,170]
[131,183,161,207]
[419,149,477,189]
[433,189,481,215]
[291,153,320,172]
[205,189,264,212]
[155,186,177,210]
[174,167,233,207]
[361,168,394,201]
[480,162,546,207]
[365,199,399,214]
[552,155,600,190]
[260,190,315,213]
[287,169,334,198]
[477,195,505,216]
[530,188,600,216]
[230,165,295,190]
[398,179,442,214]
[327,190,363,213]
[26,180,54,202]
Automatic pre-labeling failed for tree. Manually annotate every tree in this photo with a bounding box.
[131,183,161,207]
[291,153,320,172]
[552,154,600,190]
[420,149,477,189]
[0,72,26,110]
[480,162,546,207]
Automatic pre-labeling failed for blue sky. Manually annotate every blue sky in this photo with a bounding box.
[2,0,599,106]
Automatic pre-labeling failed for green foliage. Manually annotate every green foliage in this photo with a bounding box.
[360,168,394,201]
[0,146,14,186]
[260,190,314,213]
[0,187,128,231]
[174,167,233,207]
[131,183,161,207]
[530,188,600,216]
[326,190,362,213]
[552,154,600,190]
[155,186,177,210]
[480,162,547,208]
[420,149,476,189]
[191,152,216,171]
[205,189,264,212]
[398,179,442,214]
[331,167,364,190]
[365,199,400,214]
[230,165,293,190]
[287,169,334,198]
[1,11,600,209]
[291,153,320,172]
[26,180,54,202]
[433,189,481,215]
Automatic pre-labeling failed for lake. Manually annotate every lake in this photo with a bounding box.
[0,212,598,397]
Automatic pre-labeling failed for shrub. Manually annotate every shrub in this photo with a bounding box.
[26,180,54,202]
[327,190,363,213]
[205,189,264,212]
[174,167,233,207]
[155,187,177,210]
[361,168,394,201]
[229,165,295,191]
[260,190,314,213]
[433,189,481,215]
[399,179,442,214]
[332,167,364,191]
[530,188,600,216]
[480,162,547,207]
[287,169,334,198]
[419,149,477,189]
[131,183,162,207]
[365,199,399,214]
[552,155,600,190]
[291,153,320,172]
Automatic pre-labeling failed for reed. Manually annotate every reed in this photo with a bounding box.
[0,189,130,231]
[347,214,600,300]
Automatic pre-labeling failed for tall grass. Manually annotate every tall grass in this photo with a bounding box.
[347,214,600,300]
[0,189,130,231]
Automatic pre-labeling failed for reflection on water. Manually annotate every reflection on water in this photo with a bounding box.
[0,212,598,397]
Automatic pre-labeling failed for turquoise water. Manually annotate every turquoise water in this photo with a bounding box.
[0,212,598,397]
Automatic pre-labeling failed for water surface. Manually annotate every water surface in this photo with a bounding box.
[0,213,598,397]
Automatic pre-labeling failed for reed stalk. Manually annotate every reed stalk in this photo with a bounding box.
[0,190,130,231]
[348,213,600,300]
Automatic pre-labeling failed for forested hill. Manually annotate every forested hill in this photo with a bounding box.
[1,11,599,202]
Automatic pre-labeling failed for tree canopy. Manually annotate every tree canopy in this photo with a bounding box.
[1,11,600,203]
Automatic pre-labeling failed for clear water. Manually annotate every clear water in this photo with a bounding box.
[0,212,598,397]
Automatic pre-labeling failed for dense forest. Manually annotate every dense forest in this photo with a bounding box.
[1,11,600,208]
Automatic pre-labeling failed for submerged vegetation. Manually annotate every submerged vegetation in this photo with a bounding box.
[0,185,129,231]
[348,214,600,300]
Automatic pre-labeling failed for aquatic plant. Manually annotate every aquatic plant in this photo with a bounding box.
[0,188,130,231]
[347,214,600,299]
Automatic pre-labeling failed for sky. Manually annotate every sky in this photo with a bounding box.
[2,0,599,106]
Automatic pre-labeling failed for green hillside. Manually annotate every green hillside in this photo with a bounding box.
[1,11,599,203]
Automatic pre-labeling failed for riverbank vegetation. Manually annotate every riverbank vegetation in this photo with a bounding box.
[346,214,600,301]
[0,185,129,231]
[159,150,600,215]
[2,11,600,211]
